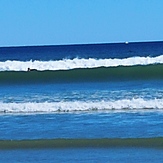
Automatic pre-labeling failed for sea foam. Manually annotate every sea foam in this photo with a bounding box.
[0,55,163,71]
[1,98,163,113]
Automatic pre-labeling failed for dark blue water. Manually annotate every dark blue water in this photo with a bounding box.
[1,41,163,61]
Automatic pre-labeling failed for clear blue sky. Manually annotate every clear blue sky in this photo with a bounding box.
[0,0,163,46]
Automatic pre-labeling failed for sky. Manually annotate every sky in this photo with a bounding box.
[0,0,163,47]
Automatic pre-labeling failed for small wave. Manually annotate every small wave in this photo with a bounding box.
[0,138,163,149]
[1,98,163,113]
[1,55,163,71]
[0,64,163,84]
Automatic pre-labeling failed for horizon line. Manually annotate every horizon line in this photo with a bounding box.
[0,40,163,48]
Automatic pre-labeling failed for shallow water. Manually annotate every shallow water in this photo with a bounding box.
[1,148,163,163]
[0,112,163,140]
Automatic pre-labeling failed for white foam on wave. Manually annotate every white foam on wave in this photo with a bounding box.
[0,55,163,71]
[1,98,163,113]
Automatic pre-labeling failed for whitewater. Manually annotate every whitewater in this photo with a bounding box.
[1,55,163,71]
[1,98,163,113]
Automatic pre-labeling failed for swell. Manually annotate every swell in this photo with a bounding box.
[0,64,163,84]
[0,138,163,149]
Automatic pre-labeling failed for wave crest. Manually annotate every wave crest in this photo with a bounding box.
[1,55,163,71]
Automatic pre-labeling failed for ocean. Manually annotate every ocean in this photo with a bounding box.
[0,42,163,162]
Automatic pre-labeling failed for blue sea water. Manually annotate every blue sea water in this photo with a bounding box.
[1,148,163,163]
[0,42,163,162]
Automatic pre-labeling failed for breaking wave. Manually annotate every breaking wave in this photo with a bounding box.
[0,64,163,84]
[1,98,163,113]
[1,55,163,71]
